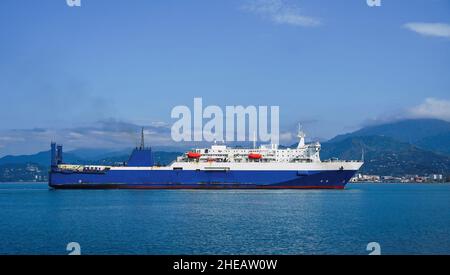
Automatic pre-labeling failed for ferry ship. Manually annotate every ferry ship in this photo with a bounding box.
[48,129,363,189]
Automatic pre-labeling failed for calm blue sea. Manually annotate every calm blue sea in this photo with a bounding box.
[0,183,449,255]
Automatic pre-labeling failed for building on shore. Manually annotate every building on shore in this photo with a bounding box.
[351,173,446,183]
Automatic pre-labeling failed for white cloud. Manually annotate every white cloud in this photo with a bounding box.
[403,22,450,38]
[279,131,293,142]
[0,120,175,157]
[408,98,450,121]
[358,98,450,129]
[69,132,84,139]
[241,0,320,27]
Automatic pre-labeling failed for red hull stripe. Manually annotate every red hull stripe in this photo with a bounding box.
[51,184,345,190]
[119,186,345,190]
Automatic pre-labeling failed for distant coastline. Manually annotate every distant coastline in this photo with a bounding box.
[351,173,448,184]
[1,181,450,185]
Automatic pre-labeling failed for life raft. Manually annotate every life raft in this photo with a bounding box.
[248,153,262,159]
[187,152,202,158]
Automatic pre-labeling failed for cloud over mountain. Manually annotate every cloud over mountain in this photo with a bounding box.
[406,98,450,121]
[358,98,450,129]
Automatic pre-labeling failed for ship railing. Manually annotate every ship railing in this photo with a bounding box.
[56,164,111,173]
[291,158,313,163]
[322,159,363,163]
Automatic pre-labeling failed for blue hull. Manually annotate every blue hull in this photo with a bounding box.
[49,169,357,189]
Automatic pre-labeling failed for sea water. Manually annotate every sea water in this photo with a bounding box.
[0,183,449,255]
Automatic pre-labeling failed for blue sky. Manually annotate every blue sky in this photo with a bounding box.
[0,0,449,156]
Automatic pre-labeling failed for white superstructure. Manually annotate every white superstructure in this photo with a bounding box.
[165,128,363,171]
[58,128,363,172]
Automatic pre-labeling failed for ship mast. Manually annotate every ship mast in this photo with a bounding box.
[140,127,145,149]
[297,124,305,149]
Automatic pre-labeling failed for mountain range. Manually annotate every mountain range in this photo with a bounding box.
[329,119,450,156]
[0,149,180,167]
[321,135,450,176]
[320,119,450,176]
[1,118,450,181]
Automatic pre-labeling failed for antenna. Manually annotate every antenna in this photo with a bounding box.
[140,127,145,149]
[361,146,365,162]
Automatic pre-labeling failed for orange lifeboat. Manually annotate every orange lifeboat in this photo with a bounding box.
[248,153,262,160]
[187,152,202,158]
